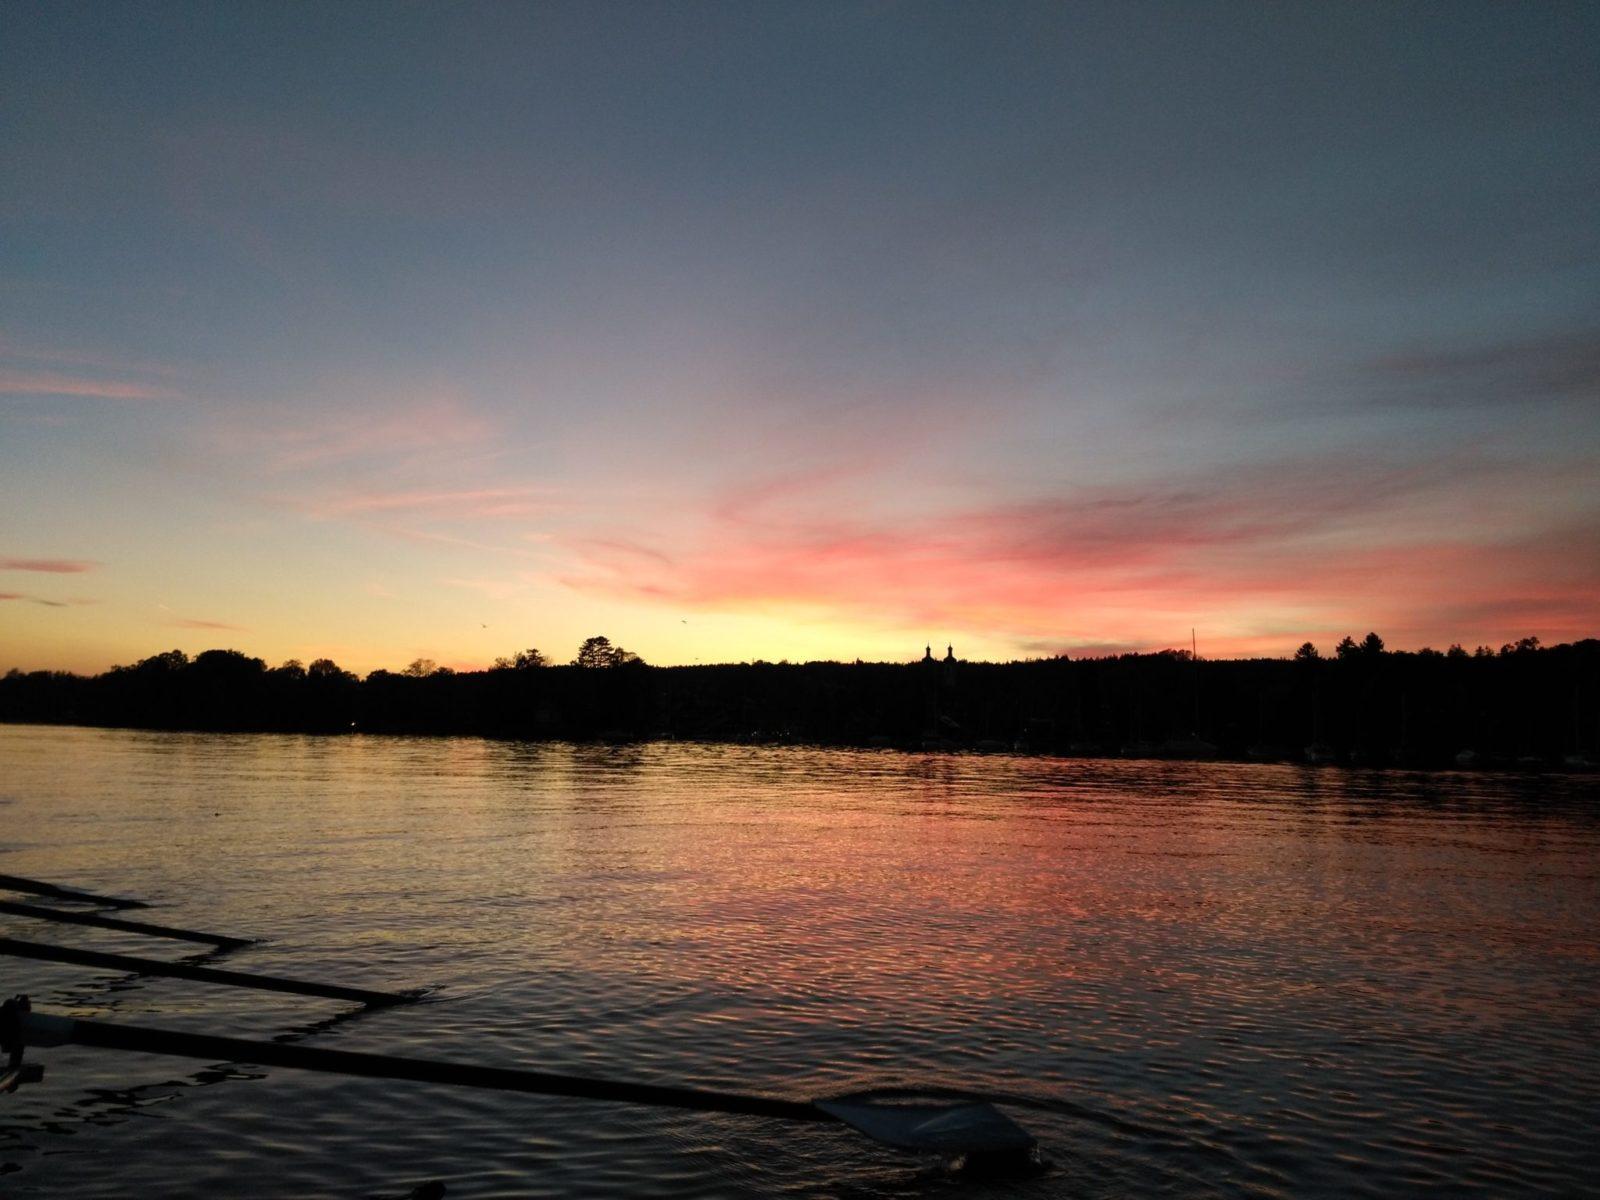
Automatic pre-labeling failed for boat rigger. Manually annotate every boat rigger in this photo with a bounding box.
[0,996,1037,1160]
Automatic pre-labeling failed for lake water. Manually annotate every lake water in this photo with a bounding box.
[1,724,1597,1198]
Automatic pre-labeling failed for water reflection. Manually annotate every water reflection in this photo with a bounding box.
[1,725,1597,1198]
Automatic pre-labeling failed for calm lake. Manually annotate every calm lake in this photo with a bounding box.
[1,723,1597,1198]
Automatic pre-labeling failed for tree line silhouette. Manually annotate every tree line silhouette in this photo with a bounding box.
[2,634,1597,769]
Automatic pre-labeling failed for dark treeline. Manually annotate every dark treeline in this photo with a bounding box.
[3,635,1598,770]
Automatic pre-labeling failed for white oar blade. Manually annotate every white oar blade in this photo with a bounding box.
[816,1096,1036,1156]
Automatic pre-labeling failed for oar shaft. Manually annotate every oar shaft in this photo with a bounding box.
[0,874,146,909]
[0,900,254,948]
[20,1011,831,1124]
[0,938,408,1008]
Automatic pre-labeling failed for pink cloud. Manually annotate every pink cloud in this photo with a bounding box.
[204,391,494,474]
[560,455,1600,655]
[0,331,186,379]
[0,370,178,401]
[563,536,674,567]
[205,389,563,554]
[1,558,98,573]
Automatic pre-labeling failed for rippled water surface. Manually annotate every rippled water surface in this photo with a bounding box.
[2,724,1598,1198]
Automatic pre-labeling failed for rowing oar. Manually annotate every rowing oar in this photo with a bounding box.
[0,997,1038,1159]
[0,874,147,909]
[0,939,411,1009]
[0,900,255,949]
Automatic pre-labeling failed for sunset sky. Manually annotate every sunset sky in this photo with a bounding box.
[3,2,1597,674]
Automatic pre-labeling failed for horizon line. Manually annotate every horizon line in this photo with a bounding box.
[7,632,1595,679]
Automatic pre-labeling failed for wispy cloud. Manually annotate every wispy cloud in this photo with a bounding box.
[200,385,563,557]
[0,370,179,401]
[1,557,99,573]
[172,617,247,631]
[0,592,98,607]
[304,486,558,520]
[209,391,494,474]
[1365,327,1600,408]
[560,453,1600,654]
[0,331,186,379]
[561,536,674,567]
